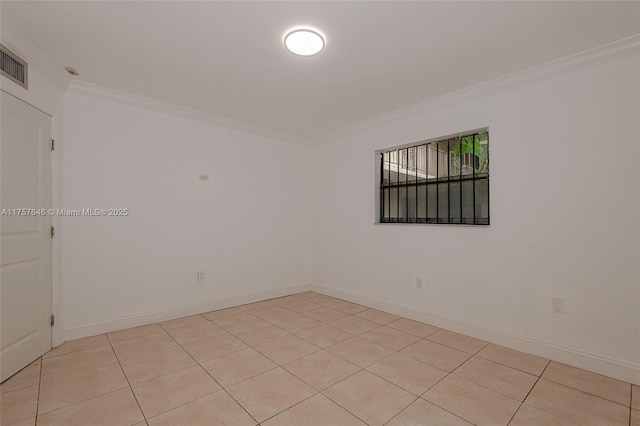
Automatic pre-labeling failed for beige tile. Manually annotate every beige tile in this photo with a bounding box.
[202,306,244,321]
[400,340,471,372]
[226,367,316,422]
[423,375,520,426]
[632,409,640,426]
[41,344,117,371]
[270,315,322,333]
[120,346,196,384]
[284,350,360,391]
[324,370,415,425]
[147,391,256,426]
[306,294,341,306]
[254,334,319,365]
[160,314,208,331]
[213,312,262,331]
[39,347,128,414]
[228,321,289,346]
[304,307,349,323]
[367,353,447,396]
[37,387,143,426]
[387,318,439,338]
[252,308,321,332]
[330,301,369,315]
[292,291,318,300]
[329,315,381,334]
[476,343,549,376]
[8,417,36,426]
[634,385,640,410]
[525,379,629,426]
[111,331,177,360]
[453,357,537,401]
[355,308,400,325]
[1,359,40,394]
[132,365,220,418]
[0,385,38,425]
[201,348,277,387]
[275,294,307,303]
[360,326,420,351]
[387,399,472,426]
[182,332,248,363]
[239,299,282,312]
[327,336,393,368]
[250,306,297,322]
[107,323,165,343]
[542,361,631,407]
[43,335,109,359]
[510,404,579,426]
[263,393,365,426]
[281,299,323,313]
[426,330,487,354]
[165,321,224,344]
[295,324,352,348]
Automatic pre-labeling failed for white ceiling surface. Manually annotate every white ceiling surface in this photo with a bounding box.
[2,1,639,144]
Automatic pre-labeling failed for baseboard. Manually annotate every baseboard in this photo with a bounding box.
[63,284,311,342]
[310,284,640,386]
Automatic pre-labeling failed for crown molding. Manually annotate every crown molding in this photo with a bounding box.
[0,19,72,91]
[66,80,306,146]
[314,34,640,145]
[66,34,639,147]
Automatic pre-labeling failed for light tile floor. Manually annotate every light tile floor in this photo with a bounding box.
[1,291,636,425]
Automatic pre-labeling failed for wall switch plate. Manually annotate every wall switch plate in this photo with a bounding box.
[197,271,206,281]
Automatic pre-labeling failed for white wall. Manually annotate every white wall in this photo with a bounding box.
[62,92,311,329]
[311,53,640,374]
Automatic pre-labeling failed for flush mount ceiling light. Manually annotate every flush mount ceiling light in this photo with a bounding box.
[284,29,325,56]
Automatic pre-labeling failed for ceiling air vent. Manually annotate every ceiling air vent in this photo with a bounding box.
[0,44,28,89]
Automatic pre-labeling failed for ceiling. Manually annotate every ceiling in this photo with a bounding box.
[2,1,639,144]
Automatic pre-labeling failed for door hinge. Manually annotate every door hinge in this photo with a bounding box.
[51,315,55,327]
[51,139,55,151]
[50,226,55,238]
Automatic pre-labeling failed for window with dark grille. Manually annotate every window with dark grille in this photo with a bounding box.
[377,129,489,225]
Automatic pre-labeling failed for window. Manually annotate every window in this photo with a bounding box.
[377,128,489,225]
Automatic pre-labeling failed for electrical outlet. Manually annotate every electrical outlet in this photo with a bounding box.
[552,297,565,314]
[199,175,209,182]
[197,271,206,281]
[415,277,423,290]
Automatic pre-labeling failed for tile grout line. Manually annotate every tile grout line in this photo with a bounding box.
[412,344,482,425]
[474,348,548,377]
[444,355,541,403]
[525,376,630,426]
[204,293,380,425]
[105,333,151,424]
[33,356,43,425]
[629,385,634,426]
[508,360,552,425]
[540,374,634,409]
[40,292,632,425]
[257,391,322,425]
[298,318,455,426]
[157,322,262,425]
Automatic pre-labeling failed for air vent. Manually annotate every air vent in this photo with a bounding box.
[0,44,28,89]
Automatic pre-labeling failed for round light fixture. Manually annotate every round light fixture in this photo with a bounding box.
[284,29,325,56]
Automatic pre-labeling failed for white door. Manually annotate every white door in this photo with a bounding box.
[1,90,52,382]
